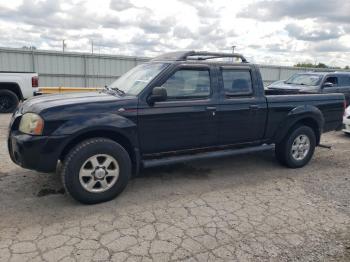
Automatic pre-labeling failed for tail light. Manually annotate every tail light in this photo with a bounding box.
[32,76,39,88]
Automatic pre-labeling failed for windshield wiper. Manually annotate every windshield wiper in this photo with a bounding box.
[113,87,125,95]
[102,86,125,96]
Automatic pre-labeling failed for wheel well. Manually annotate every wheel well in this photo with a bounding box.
[59,130,137,174]
[0,83,23,100]
[294,118,321,145]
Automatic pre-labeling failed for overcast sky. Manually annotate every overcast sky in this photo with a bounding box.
[0,0,349,67]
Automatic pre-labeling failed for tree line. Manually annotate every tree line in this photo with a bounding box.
[294,62,349,70]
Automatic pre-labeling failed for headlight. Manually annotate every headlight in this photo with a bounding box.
[19,113,44,135]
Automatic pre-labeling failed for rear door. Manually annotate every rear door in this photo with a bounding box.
[216,65,267,145]
[338,75,350,105]
[137,64,218,154]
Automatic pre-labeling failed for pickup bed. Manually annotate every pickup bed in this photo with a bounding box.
[0,72,39,113]
[8,51,345,204]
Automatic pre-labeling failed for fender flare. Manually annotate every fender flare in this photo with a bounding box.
[57,127,141,176]
[51,113,137,138]
[273,105,324,144]
[0,82,23,100]
[52,114,140,174]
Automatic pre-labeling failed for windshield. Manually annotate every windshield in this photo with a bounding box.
[285,74,322,86]
[108,63,168,95]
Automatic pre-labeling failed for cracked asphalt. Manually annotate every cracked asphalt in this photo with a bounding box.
[0,113,349,262]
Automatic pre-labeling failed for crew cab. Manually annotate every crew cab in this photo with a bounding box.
[8,51,345,204]
[0,72,39,113]
[267,71,350,105]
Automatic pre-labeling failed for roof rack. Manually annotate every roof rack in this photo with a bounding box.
[151,51,248,63]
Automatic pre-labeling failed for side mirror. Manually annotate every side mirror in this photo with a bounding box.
[147,87,167,105]
[323,82,334,88]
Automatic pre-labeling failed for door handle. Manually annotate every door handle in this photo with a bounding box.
[206,106,216,116]
[249,105,259,110]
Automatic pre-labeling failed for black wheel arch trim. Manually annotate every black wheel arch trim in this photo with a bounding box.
[57,126,140,175]
[273,105,324,145]
[0,82,24,100]
[49,113,137,136]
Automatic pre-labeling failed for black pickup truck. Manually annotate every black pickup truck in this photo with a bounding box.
[8,51,345,204]
[267,71,350,104]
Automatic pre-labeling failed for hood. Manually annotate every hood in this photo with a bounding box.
[267,81,319,92]
[20,91,136,115]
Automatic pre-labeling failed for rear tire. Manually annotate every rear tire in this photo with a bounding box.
[0,89,19,113]
[61,138,131,204]
[275,125,316,168]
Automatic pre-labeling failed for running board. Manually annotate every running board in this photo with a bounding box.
[142,144,275,168]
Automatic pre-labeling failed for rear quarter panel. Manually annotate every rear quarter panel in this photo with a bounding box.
[265,94,344,142]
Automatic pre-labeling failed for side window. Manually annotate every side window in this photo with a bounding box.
[162,69,210,99]
[222,70,253,96]
[324,76,338,86]
[339,76,350,87]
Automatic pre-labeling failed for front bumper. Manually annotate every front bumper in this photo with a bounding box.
[8,131,68,173]
[343,116,350,134]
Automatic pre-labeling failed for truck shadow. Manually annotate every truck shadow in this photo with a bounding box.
[139,163,212,180]
[138,149,278,178]
[0,148,308,226]
[127,149,286,197]
[40,149,283,200]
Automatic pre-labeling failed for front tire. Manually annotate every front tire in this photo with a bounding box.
[61,138,131,204]
[275,126,316,168]
[0,89,19,113]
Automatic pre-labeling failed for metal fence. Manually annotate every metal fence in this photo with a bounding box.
[0,47,149,87]
[0,47,343,87]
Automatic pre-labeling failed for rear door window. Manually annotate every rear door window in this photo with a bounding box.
[339,76,350,86]
[221,69,253,96]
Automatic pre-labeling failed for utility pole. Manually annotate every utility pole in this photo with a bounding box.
[62,40,66,53]
[91,40,94,54]
[231,45,236,62]
[231,45,236,53]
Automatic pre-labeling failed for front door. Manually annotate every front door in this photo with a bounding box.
[138,65,218,154]
[322,75,339,94]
